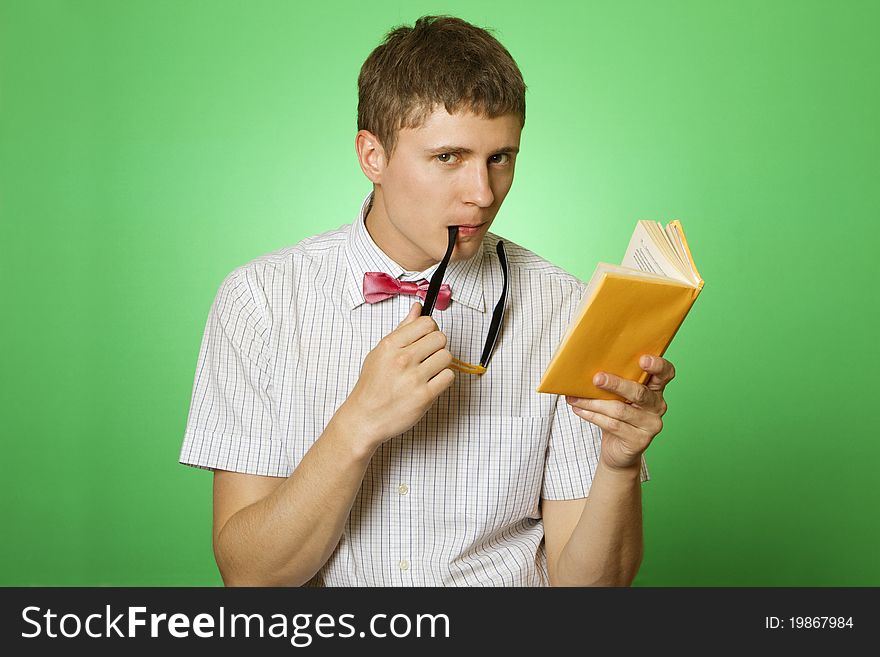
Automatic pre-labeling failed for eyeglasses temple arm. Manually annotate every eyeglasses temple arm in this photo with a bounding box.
[479,240,509,367]
[421,226,458,316]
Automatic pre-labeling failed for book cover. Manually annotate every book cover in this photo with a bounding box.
[537,221,703,401]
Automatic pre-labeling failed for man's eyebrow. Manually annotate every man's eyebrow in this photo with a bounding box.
[425,145,520,154]
[426,145,474,154]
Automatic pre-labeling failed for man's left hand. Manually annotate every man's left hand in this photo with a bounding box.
[565,355,676,472]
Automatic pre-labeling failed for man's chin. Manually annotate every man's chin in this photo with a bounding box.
[450,237,483,259]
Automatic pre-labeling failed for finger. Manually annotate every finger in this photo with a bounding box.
[574,408,654,454]
[568,405,654,444]
[399,302,422,325]
[407,330,448,364]
[592,371,662,411]
[566,397,638,426]
[418,345,454,379]
[566,397,662,434]
[388,312,438,348]
[639,355,676,392]
[425,365,455,397]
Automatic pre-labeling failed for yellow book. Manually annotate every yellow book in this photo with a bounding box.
[537,220,704,400]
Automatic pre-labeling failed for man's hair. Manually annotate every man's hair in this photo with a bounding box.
[357,15,526,157]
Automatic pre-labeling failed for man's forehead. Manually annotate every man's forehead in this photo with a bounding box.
[400,106,522,149]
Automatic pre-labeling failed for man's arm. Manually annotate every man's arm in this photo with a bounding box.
[542,461,643,586]
[211,302,455,586]
[212,409,378,587]
[543,355,675,586]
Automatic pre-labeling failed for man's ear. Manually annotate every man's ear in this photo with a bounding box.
[355,130,387,183]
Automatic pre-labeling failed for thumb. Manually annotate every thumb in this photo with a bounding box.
[400,301,422,325]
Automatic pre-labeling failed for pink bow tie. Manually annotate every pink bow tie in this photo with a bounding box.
[362,272,452,310]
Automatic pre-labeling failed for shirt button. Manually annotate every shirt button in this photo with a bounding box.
[397,483,409,496]
[399,559,410,571]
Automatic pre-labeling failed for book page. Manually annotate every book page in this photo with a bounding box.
[621,221,692,284]
[665,223,687,266]
[643,220,689,275]
[666,221,702,285]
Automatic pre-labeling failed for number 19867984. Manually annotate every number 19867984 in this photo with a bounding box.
[765,616,854,629]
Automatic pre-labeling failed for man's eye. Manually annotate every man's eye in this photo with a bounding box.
[490,153,511,165]
[436,153,459,164]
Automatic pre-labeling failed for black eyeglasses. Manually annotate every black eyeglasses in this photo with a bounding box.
[421,226,509,375]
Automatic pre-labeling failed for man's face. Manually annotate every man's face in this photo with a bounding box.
[364,107,521,272]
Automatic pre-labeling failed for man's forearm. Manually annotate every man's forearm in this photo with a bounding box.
[554,460,644,586]
[215,407,379,586]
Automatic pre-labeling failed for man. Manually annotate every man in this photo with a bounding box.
[179,15,675,586]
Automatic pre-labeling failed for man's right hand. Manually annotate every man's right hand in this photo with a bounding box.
[340,301,454,448]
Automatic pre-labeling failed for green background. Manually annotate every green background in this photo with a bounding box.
[1,0,877,586]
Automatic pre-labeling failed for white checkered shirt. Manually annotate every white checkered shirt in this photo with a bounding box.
[180,193,648,586]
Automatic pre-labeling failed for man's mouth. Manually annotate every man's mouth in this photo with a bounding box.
[456,221,488,237]
[453,223,485,237]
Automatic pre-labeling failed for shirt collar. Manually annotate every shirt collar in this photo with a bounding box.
[343,192,486,312]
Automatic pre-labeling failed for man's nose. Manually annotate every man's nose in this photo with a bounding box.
[463,163,494,208]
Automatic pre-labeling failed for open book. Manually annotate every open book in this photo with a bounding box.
[537,220,704,400]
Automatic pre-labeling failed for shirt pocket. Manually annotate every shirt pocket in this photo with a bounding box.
[444,415,552,535]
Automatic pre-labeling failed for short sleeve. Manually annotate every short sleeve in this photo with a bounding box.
[541,395,649,500]
[179,268,290,477]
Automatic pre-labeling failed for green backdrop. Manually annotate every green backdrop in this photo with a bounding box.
[1,0,877,586]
